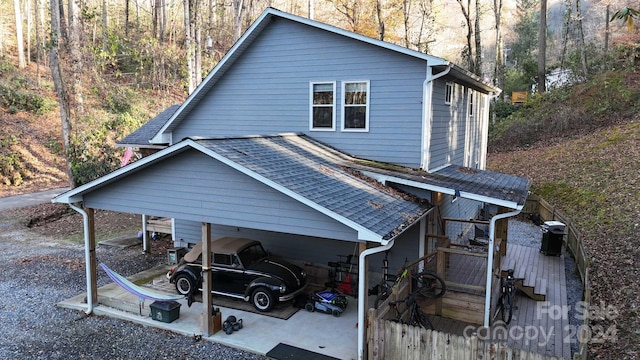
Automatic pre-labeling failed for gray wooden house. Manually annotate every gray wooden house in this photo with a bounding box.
[54,8,531,360]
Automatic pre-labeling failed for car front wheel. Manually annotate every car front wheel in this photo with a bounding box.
[174,274,196,296]
[251,287,274,312]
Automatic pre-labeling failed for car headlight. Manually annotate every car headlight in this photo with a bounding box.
[279,284,287,293]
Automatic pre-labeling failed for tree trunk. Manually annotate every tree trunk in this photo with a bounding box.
[67,0,84,114]
[456,0,474,72]
[36,0,41,85]
[184,0,195,94]
[537,0,547,93]
[124,0,129,37]
[493,0,504,94]
[233,0,244,41]
[26,0,32,65]
[376,0,384,41]
[102,0,108,50]
[402,0,411,48]
[575,0,588,76]
[14,0,27,68]
[194,0,202,86]
[50,0,76,188]
[604,4,610,54]
[58,0,68,46]
[474,0,482,75]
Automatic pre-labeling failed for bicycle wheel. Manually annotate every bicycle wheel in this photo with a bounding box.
[415,308,434,330]
[413,271,446,299]
[501,293,513,324]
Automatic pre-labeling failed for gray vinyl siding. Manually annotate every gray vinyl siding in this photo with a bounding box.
[171,18,426,168]
[429,79,471,170]
[174,219,421,274]
[82,149,358,241]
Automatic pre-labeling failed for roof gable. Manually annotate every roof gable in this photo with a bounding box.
[149,7,498,145]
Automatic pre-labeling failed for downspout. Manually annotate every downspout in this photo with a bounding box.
[422,63,452,170]
[357,238,394,360]
[483,207,522,326]
[69,203,94,315]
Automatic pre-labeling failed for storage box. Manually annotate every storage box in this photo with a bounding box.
[167,247,187,265]
[150,301,181,323]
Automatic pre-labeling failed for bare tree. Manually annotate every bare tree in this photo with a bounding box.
[67,0,84,113]
[50,0,76,188]
[493,0,504,92]
[575,0,588,76]
[233,0,245,41]
[474,0,482,75]
[537,0,546,93]
[14,0,27,68]
[456,0,475,72]
[376,0,384,40]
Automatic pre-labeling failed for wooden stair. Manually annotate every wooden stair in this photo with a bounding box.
[500,257,547,301]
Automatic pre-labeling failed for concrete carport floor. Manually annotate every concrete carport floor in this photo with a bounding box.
[58,268,359,360]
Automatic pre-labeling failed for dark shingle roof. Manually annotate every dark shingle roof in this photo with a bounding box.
[117,105,180,147]
[195,135,432,241]
[355,162,531,208]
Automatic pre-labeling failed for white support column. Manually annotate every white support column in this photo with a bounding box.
[141,214,149,253]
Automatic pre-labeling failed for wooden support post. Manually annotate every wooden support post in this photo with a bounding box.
[201,223,213,336]
[435,248,446,316]
[495,206,509,257]
[86,208,98,305]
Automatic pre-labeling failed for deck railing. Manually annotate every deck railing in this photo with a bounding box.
[524,195,591,360]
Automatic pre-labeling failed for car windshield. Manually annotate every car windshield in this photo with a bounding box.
[237,243,268,266]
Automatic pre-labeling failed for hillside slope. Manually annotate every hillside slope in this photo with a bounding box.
[489,121,640,358]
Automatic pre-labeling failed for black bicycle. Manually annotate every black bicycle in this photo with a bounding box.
[370,252,446,309]
[388,292,434,330]
[494,268,517,324]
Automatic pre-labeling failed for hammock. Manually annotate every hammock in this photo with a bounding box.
[99,263,184,306]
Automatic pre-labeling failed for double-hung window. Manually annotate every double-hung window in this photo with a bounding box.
[342,81,369,131]
[310,82,336,130]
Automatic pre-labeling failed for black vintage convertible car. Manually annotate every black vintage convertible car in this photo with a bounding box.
[167,237,308,312]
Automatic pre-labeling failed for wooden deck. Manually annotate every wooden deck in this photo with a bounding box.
[428,243,571,359]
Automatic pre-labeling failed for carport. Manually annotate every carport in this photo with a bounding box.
[53,134,531,360]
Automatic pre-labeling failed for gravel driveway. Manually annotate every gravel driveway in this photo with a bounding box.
[0,208,268,360]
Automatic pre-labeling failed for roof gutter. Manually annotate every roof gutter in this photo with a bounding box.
[68,202,94,315]
[483,207,523,326]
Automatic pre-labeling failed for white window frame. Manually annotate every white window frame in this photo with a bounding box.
[341,80,370,132]
[445,81,453,105]
[309,81,336,131]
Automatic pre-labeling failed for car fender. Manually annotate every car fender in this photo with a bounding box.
[245,276,283,297]
[170,265,200,284]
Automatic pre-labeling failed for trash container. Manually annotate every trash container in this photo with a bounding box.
[150,301,181,323]
[540,221,566,256]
